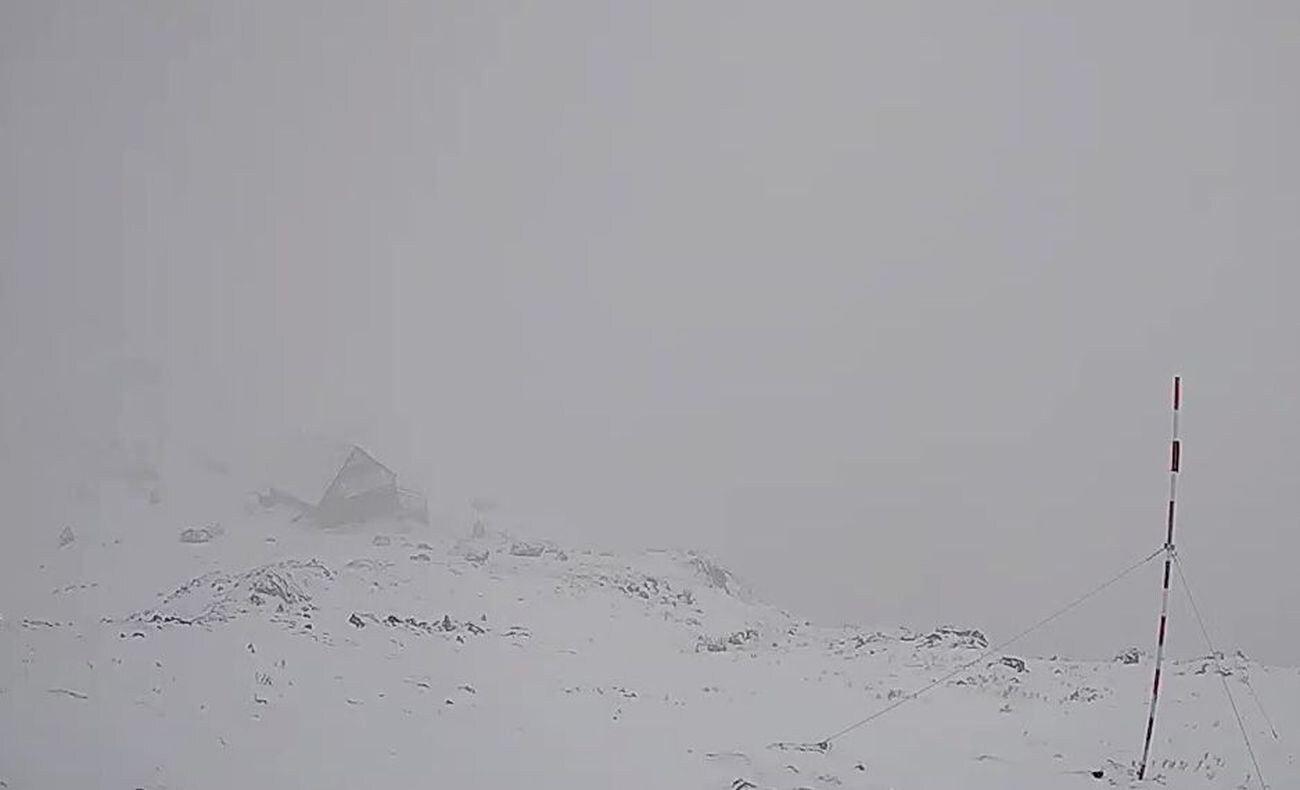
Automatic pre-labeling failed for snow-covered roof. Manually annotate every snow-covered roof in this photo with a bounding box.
[258,433,357,505]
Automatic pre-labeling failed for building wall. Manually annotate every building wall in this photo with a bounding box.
[315,484,402,527]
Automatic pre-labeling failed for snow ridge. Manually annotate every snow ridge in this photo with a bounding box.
[2,517,1296,790]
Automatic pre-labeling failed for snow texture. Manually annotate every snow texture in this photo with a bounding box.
[2,482,1296,790]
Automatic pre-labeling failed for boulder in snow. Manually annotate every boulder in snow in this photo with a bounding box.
[180,527,217,544]
[1114,647,1142,665]
[129,559,331,627]
[696,628,760,653]
[510,541,545,558]
[911,626,988,650]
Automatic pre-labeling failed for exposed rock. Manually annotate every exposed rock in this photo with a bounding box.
[910,626,989,650]
[697,628,760,653]
[127,559,332,628]
[1114,647,1142,665]
[1192,657,1233,677]
[767,741,830,754]
[510,542,545,558]
[180,527,217,544]
[349,611,488,639]
[47,688,89,700]
[687,554,735,592]
[572,569,695,609]
[830,631,892,655]
[1064,686,1105,703]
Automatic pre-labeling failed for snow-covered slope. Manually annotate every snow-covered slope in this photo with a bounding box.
[2,507,1296,789]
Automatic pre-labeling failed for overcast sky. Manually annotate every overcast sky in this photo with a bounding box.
[3,2,1298,663]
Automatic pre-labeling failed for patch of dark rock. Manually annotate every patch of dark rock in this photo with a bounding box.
[180,526,220,544]
[697,628,759,653]
[909,626,989,650]
[509,542,545,558]
[1114,647,1142,665]
[767,741,830,754]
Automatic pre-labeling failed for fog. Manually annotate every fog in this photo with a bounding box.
[3,3,1298,663]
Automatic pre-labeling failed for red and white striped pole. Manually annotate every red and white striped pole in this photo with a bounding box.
[1137,376,1181,780]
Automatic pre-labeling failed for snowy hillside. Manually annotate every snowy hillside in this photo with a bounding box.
[2,503,1296,789]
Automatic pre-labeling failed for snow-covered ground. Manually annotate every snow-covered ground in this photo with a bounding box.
[2,484,1296,789]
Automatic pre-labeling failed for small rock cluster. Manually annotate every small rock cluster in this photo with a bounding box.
[696,628,760,653]
[908,626,989,650]
[1114,647,1142,665]
[349,611,488,640]
[126,559,332,630]
[509,542,546,558]
[180,524,224,544]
